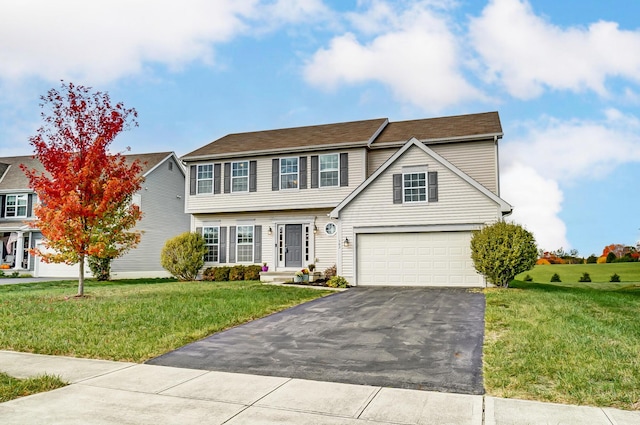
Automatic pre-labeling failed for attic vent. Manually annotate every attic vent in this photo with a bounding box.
[168,161,173,171]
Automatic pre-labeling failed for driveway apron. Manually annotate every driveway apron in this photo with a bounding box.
[147,287,486,394]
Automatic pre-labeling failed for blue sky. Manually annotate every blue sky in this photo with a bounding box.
[1,0,639,257]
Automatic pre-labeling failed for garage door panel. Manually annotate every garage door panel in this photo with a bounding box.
[356,232,483,287]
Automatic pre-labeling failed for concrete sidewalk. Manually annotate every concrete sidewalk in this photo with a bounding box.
[0,351,638,425]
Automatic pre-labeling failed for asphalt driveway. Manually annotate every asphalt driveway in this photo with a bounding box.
[147,287,486,394]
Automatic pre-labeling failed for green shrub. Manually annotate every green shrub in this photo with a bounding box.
[523,274,533,282]
[550,273,561,282]
[578,272,591,282]
[606,252,616,263]
[470,221,538,288]
[244,265,262,281]
[326,275,349,288]
[202,267,216,281]
[160,232,206,281]
[214,266,230,281]
[610,273,621,282]
[88,256,111,281]
[586,255,598,264]
[324,264,337,279]
[10,271,19,278]
[229,265,245,281]
[613,254,636,263]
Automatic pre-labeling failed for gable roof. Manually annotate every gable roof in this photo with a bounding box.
[0,152,180,191]
[330,137,512,218]
[182,118,388,160]
[182,112,502,161]
[371,112,502,147]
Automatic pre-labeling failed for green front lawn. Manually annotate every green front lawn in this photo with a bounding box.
[0,278,331,362]
[484,280,640,410]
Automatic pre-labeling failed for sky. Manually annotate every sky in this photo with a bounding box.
[1,0,639,257]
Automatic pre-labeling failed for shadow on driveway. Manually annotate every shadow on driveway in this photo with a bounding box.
[147,287,485,394]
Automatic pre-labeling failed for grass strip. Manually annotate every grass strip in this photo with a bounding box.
[484,280,640,410]
[0,373,67,403]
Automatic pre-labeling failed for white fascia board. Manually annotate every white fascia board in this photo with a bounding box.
[181,142,369,162]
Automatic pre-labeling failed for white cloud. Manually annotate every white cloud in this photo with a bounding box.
[501,162,568,251]
[0,0,329,85]
[502,111,640,182]
[303,1,485,112]
[469,0,640,98]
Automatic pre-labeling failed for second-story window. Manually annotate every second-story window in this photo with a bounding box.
[403,172,427,203]
[197,164,213,194]
[232,161,249,192]
[280,157,298,189]
[320,154,339,187]
[5,194,28,218]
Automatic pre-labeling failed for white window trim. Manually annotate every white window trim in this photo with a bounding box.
[319,153,339,188]
[196,164,214,195]
[236,225,254,263]
[203,226,220,263]
[231,161,249,193]
[5,194,28,218]
[280,157,299,190]
[403,172,427,204]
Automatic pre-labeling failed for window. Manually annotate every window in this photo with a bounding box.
[231,161,249,192]
[5,194,28,218]
[280,157,298,189]
[325,222,337,236]
[197,164,213,194]
[203,226,219,262]
[403,172,426,203]
[319,154,339,187]
[237,225,254,262]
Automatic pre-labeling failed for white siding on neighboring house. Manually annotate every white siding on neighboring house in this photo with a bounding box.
[193,209,338,273]
[111,156,189,278]
[337,144,503,283]
[186,148,366,214]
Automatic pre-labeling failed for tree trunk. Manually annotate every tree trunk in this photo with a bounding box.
[78,255,85,297]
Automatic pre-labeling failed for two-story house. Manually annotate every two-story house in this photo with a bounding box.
[0,152,189,278]
[182,112,512,287]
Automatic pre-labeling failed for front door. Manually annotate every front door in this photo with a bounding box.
[284,224,302,267]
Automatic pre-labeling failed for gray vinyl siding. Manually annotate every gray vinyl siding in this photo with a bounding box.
[367,139,498,195]
[193,209,337,273]
[338,144,503,282]
[111,157,189,275]
[185,148,366,214]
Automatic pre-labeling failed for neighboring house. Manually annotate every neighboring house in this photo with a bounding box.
[182,111,513,287]
[0,152,189,278]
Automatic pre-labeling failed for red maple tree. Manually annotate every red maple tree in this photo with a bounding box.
[22,82,143,296]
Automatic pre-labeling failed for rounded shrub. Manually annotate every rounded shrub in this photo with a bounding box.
[214,266,230,281]
[578,272,591,282]
[610,273,621,283]
[550,273,561,282]
[244,265,262,281]
[160,232,206,281]
[326,275,349,288]
[229,265,245,281]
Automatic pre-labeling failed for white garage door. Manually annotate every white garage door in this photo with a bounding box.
[356,232,483,287]
[34,244,92,278]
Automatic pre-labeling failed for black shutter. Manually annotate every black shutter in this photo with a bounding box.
[0,194,5,217]
[249,161,257,192]
[223,162,231,193]
[393,174,403,204]
[428,172,438,202]
[310,156,318,188]
[340,153,348,187]
[299,157,307,189]
[272,158,280,191]
[254,225,262,263]
[27,194,34,217]
[219,227,227,263]
[214,164,221,194]
[229,226,236,263]
[189,165,196,195]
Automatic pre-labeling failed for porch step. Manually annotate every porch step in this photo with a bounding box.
[260,271,322,283]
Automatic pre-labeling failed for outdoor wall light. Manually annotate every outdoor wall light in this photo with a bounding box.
[313,225,318,234]
[343,237,349,247]
[268,227,273,236]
